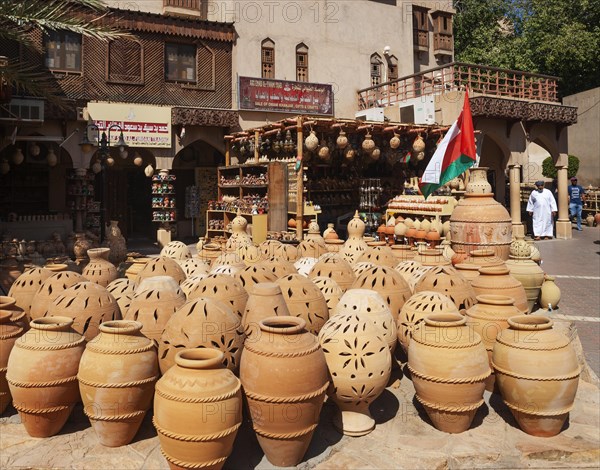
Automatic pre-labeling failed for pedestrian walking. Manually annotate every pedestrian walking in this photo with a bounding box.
[527,180,557,240]
[568,176,586,231]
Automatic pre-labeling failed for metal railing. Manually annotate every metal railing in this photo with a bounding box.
[357,62,559,110]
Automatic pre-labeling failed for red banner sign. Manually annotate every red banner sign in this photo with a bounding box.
[239,76,334,115]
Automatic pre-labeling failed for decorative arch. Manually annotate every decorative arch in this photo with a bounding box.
[296,43,308,82]
[370,53,383,86]
[261,38,275,79]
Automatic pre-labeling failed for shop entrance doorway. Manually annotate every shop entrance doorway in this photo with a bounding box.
[127,169,152,239]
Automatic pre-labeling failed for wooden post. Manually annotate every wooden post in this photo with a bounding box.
[254,130,260,163]
[225,140,230,166]
[296,116,304,241]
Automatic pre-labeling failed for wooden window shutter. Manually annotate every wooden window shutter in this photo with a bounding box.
[108,40,143,83]
[196,42,215,90]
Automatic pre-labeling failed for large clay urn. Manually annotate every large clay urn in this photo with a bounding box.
[471,266,528,314]
[106,278,136,317]
[311,276,343,317]
[154,348,242,470]
[0,308,24,413]
[492,315,580,437]
[505,242,545,313]
[160,240,192,260]
[408,313,490,433]
[297,239,328,259]
[8,267,52,320]
[294,257,318,277]
[7,316,85,437]
[277,274,329,334]
[308,253,356,292]
[454,263,480,285]
[464,295,522,391]
[240,317,328,467]
[340,211,369,265]
[357,245,397,268]
[414,265,477,311]
[256,258,297,280]
[158,297,244,374]
[46,282,121,341]
[449,168,512,260]
[318,311,391,436]
[242,282,291,336]
[394,260,432,293]
[274,243,299,262]
[234,264,277,292]
[186,274,248,320]
[82,248,118,287]
[463,248,506,269]
[540,275,561,309]
[30,271,87,320]
[135,256,186,286]
[179,258,210,278]
[78,320,158,447]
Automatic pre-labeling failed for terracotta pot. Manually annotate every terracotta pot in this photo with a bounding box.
[236,244,262,266]
[352,261,375,278]
[413,248,450,266]
[351,266,411,324]
[124,282,186,342]
[30,271,87,320]
[586,214,595,227]
[8,267,53,321]
[106,278,136,317]
[492,315,580,437]
[425,229,441,247]
[106,221,127,265]
[240,317,328,467]
[78,320,158,447]
[0,308,24,413]
[179,274,207,297]
[453,263,481,285]
[0,295,26,332]
[179,258,210,277]
[463,248,506,269]
[234,264,277,292]
[311,276,343,317]
[199,243,223,265]
[308,253,356,292]
[46,282,121,341]
[318,311,391,436]
[464,295,522,391]
[540,275,561,310]
[294,257,318,277]
[82,248,118,287]
[356,245,397,268]
[397,291,459,353]
[340,211,368,265]
[242,282,291,336]
[154,348,242,470]
[408,313,490,433]
[323,223,338,239]
[44,263,68,273]
[594,213,600,226]
[135,256,186,286]
[274,243,299,262]
[451,249,468,265]
[73,233,92,260]
[471,266,528,314]
[405,227,418,246]
[125,257,151,281]
[414,265,477,311]
[449,168,512,260]
[259,240,282,260]
[7,316,85,437]
[276,274,329,334]
[159,297,244,374]
[186,274,248,320]
[394,260,433,293]
[160,241,192,260]
[505,255,545,313]
[256,259,297,280]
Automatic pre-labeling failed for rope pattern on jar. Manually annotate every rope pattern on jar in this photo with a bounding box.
[492,361,581,381]
[13,403,71,414]
[242,341,321,358]
[84,343,155,355]
[415,394,484,412]
[244,382,329,403]
[77,375,159,388]
[153,418,241,442]
[0,328,24,340]
[253,423,318,439]
[503,399,574,416]
[408,364,491,384]
[410,335,483,349]
[84,409,146,421]
[160,449,228,469]
[15,336,85,351]
[7,374,78,388]
[155,382,241,403]
[495,336,572,351]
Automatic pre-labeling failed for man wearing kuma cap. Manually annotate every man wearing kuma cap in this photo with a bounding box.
[527,180,557,240]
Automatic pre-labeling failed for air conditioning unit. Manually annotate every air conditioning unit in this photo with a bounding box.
[0,99,44,122]
[398,96,435,125]
[354,107,385,122]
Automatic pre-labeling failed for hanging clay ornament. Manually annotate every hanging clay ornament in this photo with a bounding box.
[305,130,319,152]
[412,134,426,153]
[370,147,381,160]
[336,130,348,149]
[362,132,375,152]
[390,132,401,149]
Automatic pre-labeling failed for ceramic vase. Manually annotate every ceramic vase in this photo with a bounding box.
[135,256,186,286]
[78,320,158,446]
[318,311,391,436]
[6,316,85,437]
[492,315,580,437]
[8,267,53,320]
[471,266,528,314]
[158,297,244,374]
[505,252,545,313]
[414,265,477,311]
[276,274,329,334]
[234,265,278,292]
[30,271,87,320]
[241,317,328,467]
[540,275,561,309]
[357,246,397,268]
[241,283,291,336]
[308,253,356,292]
[160,241,192,260]
[154,348,242,470]
[0,308,24,413]
[311,276,343,317]
[82,248,118,287]
[186,274,248,320]
[408,313,490,433]
[340,211,368,265]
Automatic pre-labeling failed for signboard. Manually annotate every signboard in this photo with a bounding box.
[238,77,334,115]
[86,102,172,148]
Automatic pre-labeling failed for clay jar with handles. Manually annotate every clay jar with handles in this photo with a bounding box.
[408,313,490,433]
[240,317,328,467]
[492,315,580,437]
[82,248,118,287]
[318,311,391,436]
[154,348,242,470]
[6,316,85,437]
[78,320,159,447]
[0,308,24,413]
[464,295,521,392]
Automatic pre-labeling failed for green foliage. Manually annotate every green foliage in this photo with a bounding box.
[453,0,600,96]
[541,155,580,179]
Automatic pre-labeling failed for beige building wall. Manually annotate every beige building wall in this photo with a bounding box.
[563,87,600,187]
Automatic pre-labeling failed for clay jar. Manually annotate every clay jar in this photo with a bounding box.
[308,253,356,292]
[186,274,248,320]
[154,348,242,470]
[340,210,368,265]
[7,316,85,437]
[8,267,53,320]
[78,320,159,447]
[492,315,580,437]
[46,282,121,341]
[125,257,151,281]
[242,282,291,336]
[106,278,136,317]
[408,313,490,433]
[397,291,459,354]
[311,276,343,317]
[159,297,244,374]
[179,258,210,277]
[274,243,299,262]
[454,263,481,285]
[160,240,192,260]
[540,275,561,309]
[319,311,391,436]
[414,265,477,311]
[256,258,297,280]
[124,279,186,342]
[471,266,528,314]
[234,264,277,292]
[357,245,397,268]
[30,271,87,320]
[240,317,328,467]
[276,274,329,334]
[135,256,186,286]
[505,254,545,313]
[0,309,24,413]
[464,248,506,269]
[0,296,26,332]
[82,248,118,287]
[464,295,522,391]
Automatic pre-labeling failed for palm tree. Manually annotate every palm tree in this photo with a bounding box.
[0,0,130,105]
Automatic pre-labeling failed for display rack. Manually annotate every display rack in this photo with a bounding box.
[152,172,177,223]
[583,187,600,215]
[66,169,99,234]
[205,210,268,244]
[287,162,321,230]
[385,195,457,224]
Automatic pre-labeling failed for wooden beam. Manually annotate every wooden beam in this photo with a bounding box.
[296,116,304,241]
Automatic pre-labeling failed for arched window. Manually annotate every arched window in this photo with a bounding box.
[261,38,275,79]
[370,53,383,87]
[386,55,398,91]
[108,39,143,84]
[296,43,308,82]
